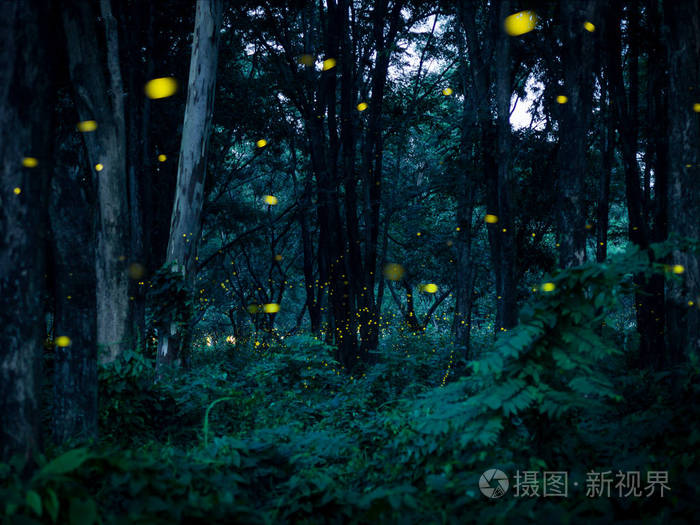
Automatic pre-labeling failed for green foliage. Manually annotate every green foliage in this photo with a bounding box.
[4,245,700,523]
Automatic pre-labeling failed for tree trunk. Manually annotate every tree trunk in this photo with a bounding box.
[0,0,51,462]
[557,1,595,268]
[50,165,98,444]
[665,0,700,363]
[453,41,476,358]
[62,0,132,364]
[596,73,613,263]
[495,0,518,330]
[156,0,223,376]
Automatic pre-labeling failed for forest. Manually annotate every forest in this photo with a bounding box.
[1,0,700,522]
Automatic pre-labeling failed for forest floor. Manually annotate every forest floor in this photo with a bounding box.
[3,325,699,524]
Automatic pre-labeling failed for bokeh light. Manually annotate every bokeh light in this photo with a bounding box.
[263,303,280,313]
[383,263,405,281]
[56,336,71,347]
[504,11,537,36]
[76,120,97,132]
[144,77,178,99]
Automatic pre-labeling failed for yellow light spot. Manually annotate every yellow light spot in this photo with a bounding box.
[689,301,695,306]
[504,11,538,36]
[247,304,259,314]
[383,263,405,281]
[416,232,421,236]
[672,264,685,274]
[541,282,556,292]
[422,283,438,293]
[127,263,145,279]
[357,102,368,111]
[556,95,568,104]
[76,120,97,132]
[298,54,314,66]
[22,157,38,168]
[274,254,283,262]
[693,103,700,112]
[686,164,692,168]
[144,77,178,99]
[158,154,167,162]
[263,194,278,205]
[55,336,71,347]
[95,163,104,172]
[263,303,280,313]
[485,214,499,224]
[13,187,21,195]
[256,139,267,148]
[583,21,596,32]
[585,223,593,230]
[442,87,453,96]
[322,58,336,71]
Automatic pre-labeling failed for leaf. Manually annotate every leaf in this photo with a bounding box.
[45,488,59,523]
[35,448,91,479]
[26,490,42,516]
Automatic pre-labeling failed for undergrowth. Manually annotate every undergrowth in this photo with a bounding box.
[2,244,699,524]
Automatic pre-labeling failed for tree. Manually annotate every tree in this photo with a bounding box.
[62,0,132,364]
[0,0,52,461]
[156,0,223,375]
[555,1,596,268]
[665,0,700,362]
[49,135,98,444]
[459,0,517,332]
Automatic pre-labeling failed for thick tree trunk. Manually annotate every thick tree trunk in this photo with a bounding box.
[63,0,132,364]
[460,0,517,332]
[156,0,223,376]
[495,0,517,330]
[120,0,154,353]
[453,56,476,358]
[50,165,98,444]
[557,1,595,268]
[0,0,51,462]
[665,0,700,363]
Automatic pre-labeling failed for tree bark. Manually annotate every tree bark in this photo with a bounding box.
[596,72,613,263]
[49,164,98,444]
[557,1,595,268]
[495,0,518,330]
[665,0,700,362]
[156,0,223,376]
[62,0,132,364]
[0,0,51,462]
